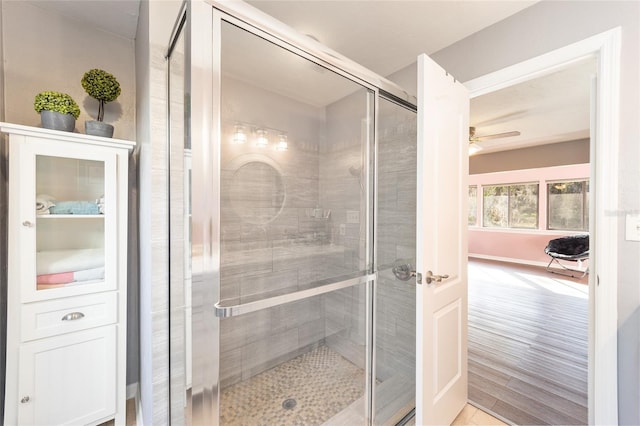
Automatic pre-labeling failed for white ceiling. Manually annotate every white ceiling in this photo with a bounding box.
[470,57,596,154]
[25,0,536,77]
[26,0,592,154]
[247,0,537,78]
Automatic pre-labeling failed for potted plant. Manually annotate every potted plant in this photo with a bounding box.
[33,91,80,132]
[81,68,121,138]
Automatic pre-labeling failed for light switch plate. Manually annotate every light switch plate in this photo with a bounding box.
[625,213,640,241]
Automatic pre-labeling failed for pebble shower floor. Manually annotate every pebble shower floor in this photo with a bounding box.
[220,344,365,425]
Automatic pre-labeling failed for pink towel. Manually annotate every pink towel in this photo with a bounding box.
[37,271,74,285]
[36,267,105,285]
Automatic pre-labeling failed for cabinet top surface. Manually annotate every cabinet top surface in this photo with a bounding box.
[0,122,136,151]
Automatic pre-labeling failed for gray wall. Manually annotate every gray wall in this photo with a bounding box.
[469,138,590,174]
[389,1,640,423]
[0,1,136,140]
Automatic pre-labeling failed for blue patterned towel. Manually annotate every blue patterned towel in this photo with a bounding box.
[49,201,101,215]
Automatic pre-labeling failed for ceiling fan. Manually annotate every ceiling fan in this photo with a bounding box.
[468,126,521,154]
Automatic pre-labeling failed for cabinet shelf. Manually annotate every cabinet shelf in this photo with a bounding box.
[37,278,104,291]
[37,215,105,219]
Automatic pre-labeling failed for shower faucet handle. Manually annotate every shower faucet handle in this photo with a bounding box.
[392,262,414,281]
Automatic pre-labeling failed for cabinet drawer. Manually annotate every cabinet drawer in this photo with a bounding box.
[21,292,117,341]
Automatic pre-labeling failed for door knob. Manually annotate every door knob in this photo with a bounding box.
[425,270,449,284]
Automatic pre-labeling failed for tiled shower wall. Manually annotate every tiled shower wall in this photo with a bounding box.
[219,77,353,387]
[375,104,417,382]
[321,90,370,369]
[217,77,415,390]
[318,91,418,381]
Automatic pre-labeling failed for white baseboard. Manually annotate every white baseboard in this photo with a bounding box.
[468,253,549,268]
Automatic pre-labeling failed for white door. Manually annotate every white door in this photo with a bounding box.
[18,326,117,425]
[415,54,469,425]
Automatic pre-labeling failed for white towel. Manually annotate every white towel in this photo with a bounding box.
[74,266,105,282]
[96,194,105,214]
[36,194,56,215]
[36,248,105,275]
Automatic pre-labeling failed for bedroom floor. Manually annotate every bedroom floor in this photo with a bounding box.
[467,258,588,425]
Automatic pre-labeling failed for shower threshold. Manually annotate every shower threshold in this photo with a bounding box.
[220,344,365,425]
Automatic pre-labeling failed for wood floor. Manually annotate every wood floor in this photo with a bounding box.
[468,259,589,425]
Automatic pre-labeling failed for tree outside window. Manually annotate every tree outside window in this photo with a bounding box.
[483,184,538,229]
[548,180,589,231]
[468,186,478,225]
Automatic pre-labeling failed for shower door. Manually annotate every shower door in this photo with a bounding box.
[213,19,376,424]
[374,97,417,424]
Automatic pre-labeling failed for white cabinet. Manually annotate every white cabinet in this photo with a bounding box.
[1,123,134,425]
[17,326,117,426]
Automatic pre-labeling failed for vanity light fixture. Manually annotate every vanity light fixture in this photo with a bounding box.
[232,124,247,144]
[256,129,269,148]
[276,134,288,151]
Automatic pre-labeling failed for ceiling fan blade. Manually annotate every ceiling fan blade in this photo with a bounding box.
[475,130,521,141]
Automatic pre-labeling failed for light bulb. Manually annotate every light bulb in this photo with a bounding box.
[232,125,246,144]
[256,129,269,148]
[276,134,288,151]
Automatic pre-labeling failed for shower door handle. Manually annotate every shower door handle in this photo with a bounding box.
[215,272,377,318]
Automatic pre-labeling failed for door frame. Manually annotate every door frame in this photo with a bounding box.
[463,28,621,425]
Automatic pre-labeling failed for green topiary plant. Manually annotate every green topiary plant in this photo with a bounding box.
[34,91,81,119]
[81,69,121,122]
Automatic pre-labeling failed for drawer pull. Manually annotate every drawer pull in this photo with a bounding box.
[22,221,34,228]
[21,396,30,404]
[61,312,85,321]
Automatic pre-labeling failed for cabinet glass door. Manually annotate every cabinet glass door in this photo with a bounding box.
[22,143,116,301]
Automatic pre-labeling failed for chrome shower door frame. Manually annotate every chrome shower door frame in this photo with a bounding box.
[186,1,417,424]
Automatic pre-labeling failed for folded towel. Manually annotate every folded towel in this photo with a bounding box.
[96,195,105,214]
[36,194,56,215]
[36,248,104,275]
[49,201,101,215]
[37,266,105,285]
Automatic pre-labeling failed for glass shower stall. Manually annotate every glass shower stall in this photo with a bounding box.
[167,2,418,424]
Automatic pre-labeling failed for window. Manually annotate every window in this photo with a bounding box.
[483,183,538,229]
[548,180,589,231]
[468,186,477,225]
